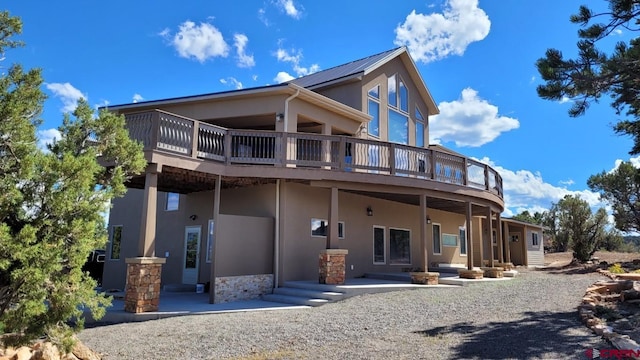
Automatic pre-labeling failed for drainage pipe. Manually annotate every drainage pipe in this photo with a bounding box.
[283,89,300,132]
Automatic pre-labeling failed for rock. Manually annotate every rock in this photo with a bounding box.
[609,335,640,352]
[613,318,634,331]
[31,342,60,360]
[0,356,12,360]
[621,288,640,302]
[71,339,100,360]
[61,353,80,360]
[11,346,32,360]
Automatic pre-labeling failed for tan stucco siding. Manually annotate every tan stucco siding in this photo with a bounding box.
[314,81,363,111]
[428,209,469,268]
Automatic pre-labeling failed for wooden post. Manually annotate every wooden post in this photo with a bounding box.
[466,202,473,270]
[327,187,339,249]
[487,207,494,267]
[420,194,428,272]
[191,120,199,158]
[504,221,511,263]
[138,164,160,257]
[209,175,222,304]
[497,213,504,263]
[389,143,396,175]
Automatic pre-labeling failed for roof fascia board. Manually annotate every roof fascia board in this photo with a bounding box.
[302,73,363,91]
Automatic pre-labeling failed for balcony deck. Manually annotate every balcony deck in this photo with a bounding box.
[124,110,503,202]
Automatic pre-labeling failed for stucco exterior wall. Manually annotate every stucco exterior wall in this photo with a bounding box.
[526,228,545,266]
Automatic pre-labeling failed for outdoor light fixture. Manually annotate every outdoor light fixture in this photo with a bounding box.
[426,215,432,224]
[189,214,198,221]
[366,206,373,217]
[275,113,284,122]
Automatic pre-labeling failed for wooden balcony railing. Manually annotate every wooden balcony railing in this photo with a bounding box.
[125,110,503,198]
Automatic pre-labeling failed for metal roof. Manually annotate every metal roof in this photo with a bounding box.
[289,47,403,89]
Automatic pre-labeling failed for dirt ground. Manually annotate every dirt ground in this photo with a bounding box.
[544,251,640,267]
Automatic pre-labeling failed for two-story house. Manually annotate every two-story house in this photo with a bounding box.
[102,47,544,313]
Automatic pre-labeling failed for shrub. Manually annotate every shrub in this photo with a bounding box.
[608,263,625,274]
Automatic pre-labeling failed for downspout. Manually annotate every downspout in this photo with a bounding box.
[274,179,280,288]
[283,89,300,132]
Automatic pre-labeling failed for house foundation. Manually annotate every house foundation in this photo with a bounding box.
[319,249,348,285]
[124,257,166,313]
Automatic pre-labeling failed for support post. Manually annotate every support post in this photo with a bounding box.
[487,207,494,267]
[420,194,428,272]
[497,213,504,263]
[465,202,474,270]
[504,221,511,264]
[138,164,160,257]
[327,187,339,249]
[209,175,222,304]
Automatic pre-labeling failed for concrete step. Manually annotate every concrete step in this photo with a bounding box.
[364,272,410,282]
[262,293,329,307]
[163,284,197,292]
[273,287,344,301]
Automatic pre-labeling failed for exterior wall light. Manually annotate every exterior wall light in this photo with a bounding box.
[426,215,432,224]
[366,206,373,217]
[275,113,284,122]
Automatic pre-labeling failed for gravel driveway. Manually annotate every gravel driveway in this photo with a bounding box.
[79,269,608,359]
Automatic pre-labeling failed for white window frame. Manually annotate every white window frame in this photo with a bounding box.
[532,232,539,247]
[459,226,467,256]
[310,218,345,239]
[368,85,381,138]
[109,225,123,261]
[206,219,214,263]
[165,192,179,211]
[432,223,442,255]
[389,227,412,266]
[373,225,386,265]
[442,233,458,247]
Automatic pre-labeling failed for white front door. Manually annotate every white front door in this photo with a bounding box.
[182,226,201,284]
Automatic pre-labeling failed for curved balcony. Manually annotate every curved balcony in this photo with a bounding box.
[124,110,503,201]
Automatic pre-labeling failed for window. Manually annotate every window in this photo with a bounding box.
[532,232,539,246]
[442,233,457,247]
[388,75,397,108]
[416,121,424,148]
[399,79,408,112]
[206,220,214,263]
[311,219,344,239]
[368,85,379,99]
[389,228,411,265]
[492,229,497,245]
[373,226,385,264]
[460,227,467,256]
[166,192,179,211]
[109,225,123,260]
[388,109,408,144]
[368,99,380,137]
[432,223,441,255]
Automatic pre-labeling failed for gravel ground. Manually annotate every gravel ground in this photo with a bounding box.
[79,269,609,360]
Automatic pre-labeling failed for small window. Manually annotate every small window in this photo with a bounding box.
[389,228,411,265]
[109,225,123,260]
[432,223,441,255]
[460,227,467,256]
[399,79,408,112]
[206,220,214,263]
[368,85,379,99]
[166,192,179,211]
[492,229,497,245]
[532,232,539,246]
[311,219,344,239]
[416,121,424,148]
[416,107,424,121]
[442,233,458,247]
[373,226,385,264]
[368,99,380,137]
[388,74,397,108]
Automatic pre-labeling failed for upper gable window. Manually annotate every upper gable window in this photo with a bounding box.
[416,107,424,121]
[368,85,379,99]
[399,80,408,112]
[388,75,397,108]
[416,107,425,148]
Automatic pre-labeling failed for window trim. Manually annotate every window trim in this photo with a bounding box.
[459,226,467,256]
[442,233,458,247]
[373,225,386,265]
[432,223,442,255]
[165,192,179,211]
[109,225,123,261]
[367,97,381,138]
[310,218,345,239]
[532,232,539,247]
[389,227,412,266]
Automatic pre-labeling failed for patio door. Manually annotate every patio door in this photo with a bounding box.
[182,226,201,284]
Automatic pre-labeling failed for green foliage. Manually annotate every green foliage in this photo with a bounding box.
[599,229,626,251]
[0,12,145,350]
[536,0,640,154]
[588,161,640,233]
[608,263,625,274]
[511,210,545,225]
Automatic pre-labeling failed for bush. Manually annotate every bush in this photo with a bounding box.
[608,263,625,274]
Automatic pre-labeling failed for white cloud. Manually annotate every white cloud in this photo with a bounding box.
[610,155,640,172]
[164,21,229,62]
[274,47,319,77]
[233,34,255,68]
[132,94,144,103]
[274,71,295,83]
[430,88,519,147]
[529,76,536,84]
[258,8,271,26]
[220,77,243,89]
[559,96,571,104]
[559,179,575,186]
[394,0,491,63]
[36,128,61,151]
[276,0,303,19]
[45,82,86,113]
[476,157,604,217]
[252,75,258,81]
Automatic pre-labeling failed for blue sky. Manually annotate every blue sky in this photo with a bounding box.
[5,0,636,217]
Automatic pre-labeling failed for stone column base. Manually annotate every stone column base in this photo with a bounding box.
[481,267,504,278]
[319,249,348,285]
[458,268,484,279]
[410,272,440,285]
[124,257,166,313]
[496,262,514,271]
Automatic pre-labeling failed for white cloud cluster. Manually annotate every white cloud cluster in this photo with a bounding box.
[132,94,144,103]
[166,21,229,62]
[476,157,604,217]
[36,128,61,151]
[394,0,491,63]
[233,34,255,68]
[220,77,243,89]
[430,88,519,147]
[276,0,303,19]
[45,82,86,113]
[273,47,319,82]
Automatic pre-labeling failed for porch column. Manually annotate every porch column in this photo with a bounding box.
[420,194,428,272]
[523,225,529,266]
[481,207,490,267]
[487,207,495,267]
[209,175,222,304]
[497,213,504,263]
[321,123,332,170]
[125,163,166,313]
[504,220,512,263]
[465,202,474,270]
[320,187,347,284]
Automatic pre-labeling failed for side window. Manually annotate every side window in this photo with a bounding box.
[432,223,441,254]
[368,85,380,137]
[459,227,467,256]
[373,226,385,264]
[166,192,179,211]
[110,225,123,260]
[532,232,539,246]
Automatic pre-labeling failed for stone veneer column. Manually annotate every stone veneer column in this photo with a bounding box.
[124,257,166,313]
[319,249,348,285]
